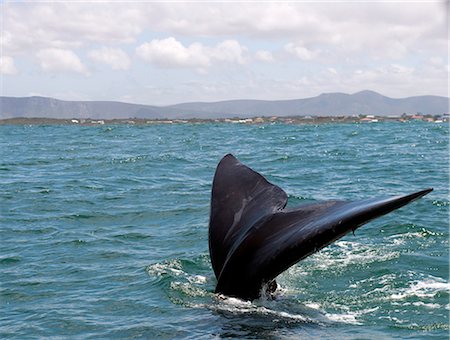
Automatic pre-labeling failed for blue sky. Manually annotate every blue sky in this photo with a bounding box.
[1,1,448,105]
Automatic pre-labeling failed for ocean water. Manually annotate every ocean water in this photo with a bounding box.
[1,121,448,339]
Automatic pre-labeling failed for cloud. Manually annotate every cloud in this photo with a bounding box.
[211,40,248,65]
[254,50,274,63]
[0,56,18,75]
[136,37,248,70]
[136,37,210,69]
[2,3,144,55]
[4,2,445,60]
[284,42,317,61]
[327,67,338,76]
[146,3,446,59]
[88,47,130,70]
[36,48,89,75]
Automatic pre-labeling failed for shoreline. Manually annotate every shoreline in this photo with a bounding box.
[0,114,447,126]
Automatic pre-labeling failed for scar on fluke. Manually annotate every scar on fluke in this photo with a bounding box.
[208,154,432,301]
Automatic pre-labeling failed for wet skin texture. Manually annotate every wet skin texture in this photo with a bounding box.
[208,154,433,301]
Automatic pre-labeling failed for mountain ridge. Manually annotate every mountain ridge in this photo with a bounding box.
[1,91,448,119]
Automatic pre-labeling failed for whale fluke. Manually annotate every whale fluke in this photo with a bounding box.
[208,154,433,300]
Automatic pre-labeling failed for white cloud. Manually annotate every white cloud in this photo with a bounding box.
[389,64,415,75]
[284,42,318,61]
[212,40,248,65]
[136,37,210,69]
[136,37,248,70]
[145,3,446,60]
[5,2,445,60]
[3,2,446,70]
[327,67,338,76]
[0,56,18,75]
[36,48,89,75]
[255,50,274,63]
[2,3,144,55]
[88,47,130,70]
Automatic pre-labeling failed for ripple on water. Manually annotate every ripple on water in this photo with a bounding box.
[0,256,21,265]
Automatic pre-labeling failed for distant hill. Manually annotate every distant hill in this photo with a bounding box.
[169,91,448,117]
[1,91,448,119]
[0,96,200,120]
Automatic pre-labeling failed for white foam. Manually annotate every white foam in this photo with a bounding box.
[146,260,184,277]
[170,281,208,297]
[379,315,407,324]
[325,306,379,325]
[390,277,450,300]
[304,302,321,309]
[211,295,374,325]
[147,261,208,287]
[387,229,445,244]
[324,312,362,325]
[361,285,391,297]
[208,295,313,323]
[305,240,399,271]
[187,275,207,284]
[411,301,440,309]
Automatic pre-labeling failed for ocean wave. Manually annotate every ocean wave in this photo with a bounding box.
[147,258,376,327]
[170,281,209,298]
[146,259,185,277]
[389,277,449,300]
[0,256,21,265]
[300,240,400,272]
[112,232,152,241]
[111,155,149,164]
[200,295,316,324]
[146,258,211,287]
[432,200,450,207]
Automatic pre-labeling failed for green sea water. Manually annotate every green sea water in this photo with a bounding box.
[1,121,448,339]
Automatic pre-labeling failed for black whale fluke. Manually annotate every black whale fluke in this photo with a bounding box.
[208,154,433,301]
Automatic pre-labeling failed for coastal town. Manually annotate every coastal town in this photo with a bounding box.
[1,113,448,125]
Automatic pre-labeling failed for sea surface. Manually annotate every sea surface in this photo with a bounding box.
[1,121,449,339]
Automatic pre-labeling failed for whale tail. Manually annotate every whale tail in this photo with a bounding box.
[209,154,432,300]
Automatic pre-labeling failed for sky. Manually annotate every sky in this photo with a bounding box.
[1,1,448,105]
